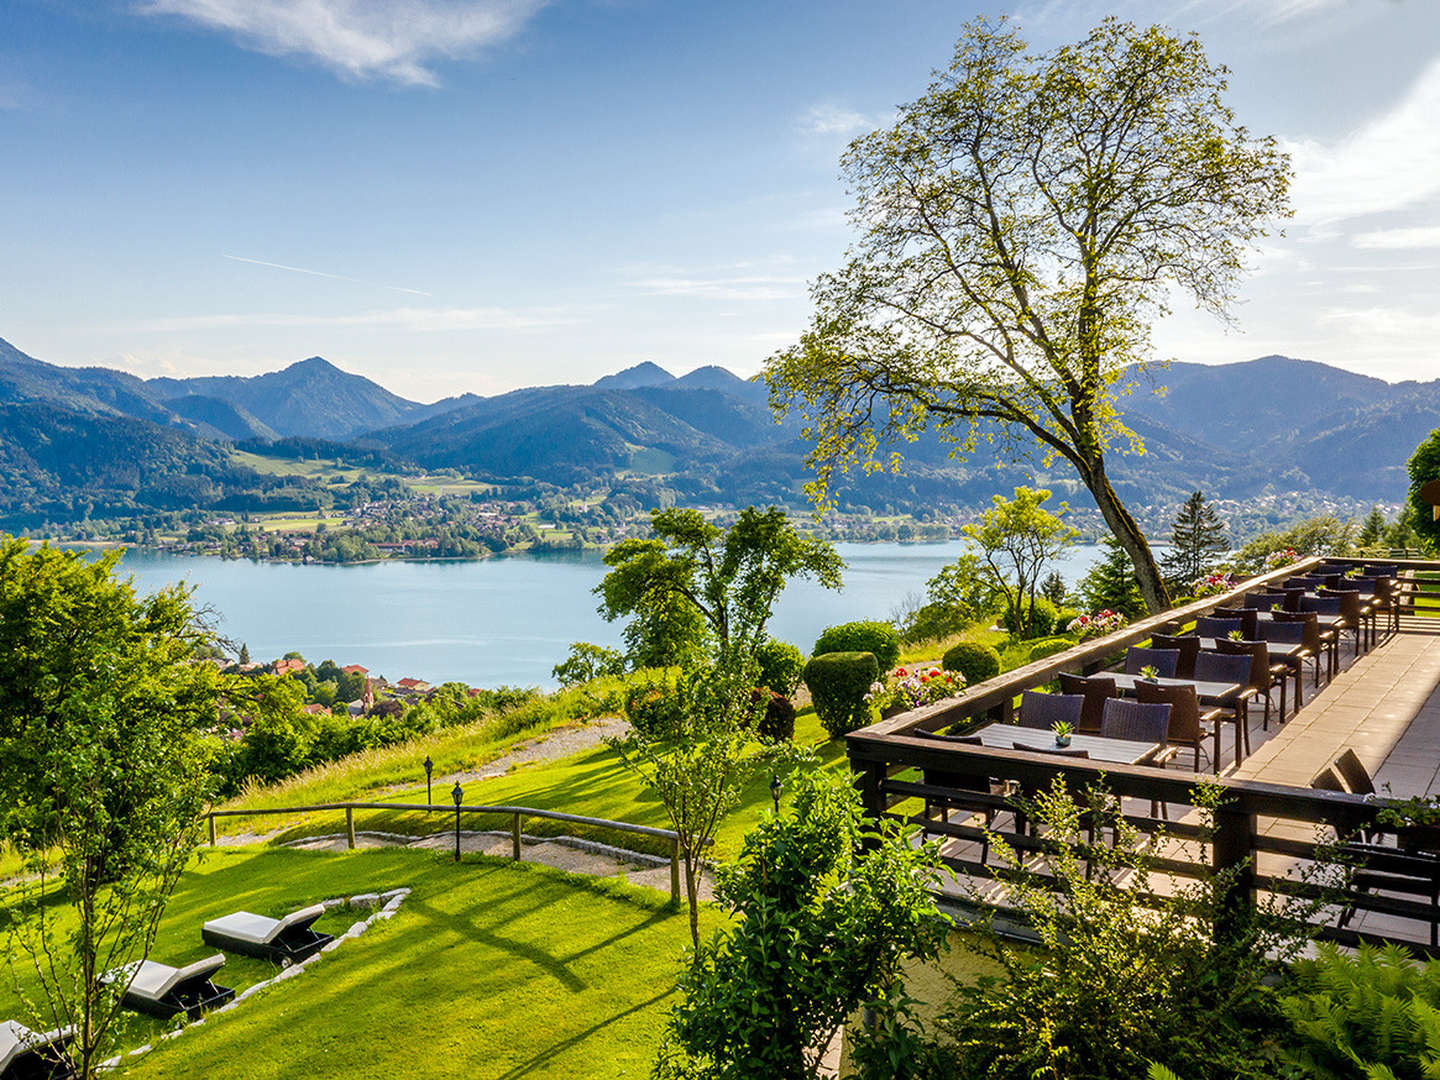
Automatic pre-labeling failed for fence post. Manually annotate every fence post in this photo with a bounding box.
[208,814,217,848]
[512,813,523,861]
[670,837,681,906]
[1212,804,1256,943]
[346,807,356,851]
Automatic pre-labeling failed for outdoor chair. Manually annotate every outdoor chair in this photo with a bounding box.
[1215,637,1287,728]
[1337,843,1440,948]
[1147,633,1199,679]
[1211,606,1259,640]
[1333,748,1376,796]
[1017,690,1084,731]
[1135,680,1224,773]
[914,732,1009,866]
[1300,594,1351,668]
[1321,588,1372,653]
[1241,593,1281,611]
[1257,618,1310,711]
[1057,672,1116,734]
[1192,651,1256,759]
[1099,698,1174,818]
[1195,616,1243,639]
[1273,609,1333,685]
[202,904,332,964]
[104,955,234,1020]
[1124,646,1180,678]
[1309,765,1346,791]
[0,1021,74,1080]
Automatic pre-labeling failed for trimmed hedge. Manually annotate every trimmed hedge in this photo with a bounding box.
[942,641,1002,685]
[813,621,900,672]
[1025,636,1076,664]
[804,651,879,739]
[755,638,805,697]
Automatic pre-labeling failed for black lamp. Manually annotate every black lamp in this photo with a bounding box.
[424,755,434,805]
[769,774,783,814]
[451,781,464,862]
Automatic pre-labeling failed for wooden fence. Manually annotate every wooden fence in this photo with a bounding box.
[847,555,1440,951]
[206,802,687,904]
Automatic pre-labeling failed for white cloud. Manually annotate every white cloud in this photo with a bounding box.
[132,305,576,332]
[1286,55,1440,224]
[798,104,873,138]
[136,0,546,86]
[1352,225,1440,250]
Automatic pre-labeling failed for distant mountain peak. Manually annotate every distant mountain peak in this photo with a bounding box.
[593,362,675,389]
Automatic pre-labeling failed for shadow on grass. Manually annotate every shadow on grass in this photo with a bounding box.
[493,985,677,1080]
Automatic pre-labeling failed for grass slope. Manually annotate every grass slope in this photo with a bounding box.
[0,846,695,1079]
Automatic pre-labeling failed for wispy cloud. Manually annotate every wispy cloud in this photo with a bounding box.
[135,0,546,87]
[1352,225,1440,250]
[224,253,431,295]
[1285,55,1440,225]
[133,305,576,332]
[798,104,874,138]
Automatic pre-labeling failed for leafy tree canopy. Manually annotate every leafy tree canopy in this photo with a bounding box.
[1408,428,1440,554]
[962,486,1077,639]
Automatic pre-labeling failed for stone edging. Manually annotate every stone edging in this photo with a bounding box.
[100,886,411,1071]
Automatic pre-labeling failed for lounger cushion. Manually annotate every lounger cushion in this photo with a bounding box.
[203,904,324,946]
[0,1020,72,1073]
[118,955,226,1003]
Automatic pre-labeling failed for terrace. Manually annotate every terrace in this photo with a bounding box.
[850,555,1440,952]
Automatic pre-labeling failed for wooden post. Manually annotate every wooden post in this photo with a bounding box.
[208,814,217,848]
[670,837,681,906]
[346,807,356,851]
[511,813,523,861]
[1212,804,1256,943]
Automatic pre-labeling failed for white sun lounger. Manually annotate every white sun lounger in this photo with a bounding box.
[0,1020,73,1079]
[201,904,332,963]
[104,955,234,1020]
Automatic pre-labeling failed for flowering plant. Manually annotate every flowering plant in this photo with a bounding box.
[1066,609,1126,640]
[1263,547,1301,571]
[1139,664,1160,681]
[1192,571,1237,598]
[865,665,966,714]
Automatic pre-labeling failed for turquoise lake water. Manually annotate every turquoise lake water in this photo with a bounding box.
[111,542,1111,688]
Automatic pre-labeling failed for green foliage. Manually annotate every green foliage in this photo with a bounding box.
[1024,636,1075,664]
[0,538,221,1078]
[1231,515,1359,573]
[963,488,1078,640]
[804,652,880,739]
[999,594,1060,639]
[754,689,797,743]
[940,780,1318,1080]
[925,553,997,621]
[899,601,972,645]
[941,641,1002,684]
[1080,536,1149,620]
[1163,490,1230,588]
[598,506,843,667]
[754,638,806,696]
[1039,570,1069,605]
[1357,506,1388,550]
[1280,941,1440,1080]
[813,620,901,672]
[1408,428,1440,554]
[623,671,687,739]
[654,770,948,1080]
[552,641,627,687]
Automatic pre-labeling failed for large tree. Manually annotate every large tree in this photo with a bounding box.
[1163,490,1229,589]
[1408,427,1440,554]
[765,17,1291,613]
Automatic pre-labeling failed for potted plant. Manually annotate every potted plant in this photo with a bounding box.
[1052,720,1073,748]
[1139,664,1160,683]
[1227,629,1245,642]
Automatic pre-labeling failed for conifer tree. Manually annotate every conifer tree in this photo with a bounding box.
[1163,491,1229,590]
[1079,537,1146,619]
[239,641,251,666]
[1358,506,1387,549]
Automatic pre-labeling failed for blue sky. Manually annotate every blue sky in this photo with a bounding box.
[3,0,1440,401]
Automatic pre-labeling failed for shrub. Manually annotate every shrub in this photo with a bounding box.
[999,595,1058,639]
[552,641,626,687]
[942,641,1002,685]
[1025,636,1075,664]
[754,638,805,696]
[900,602,970,644]
[804,652,879,739]
[813,621,901,672]
[752,688,797,742]
[1054,608,1081,631]
[623,672,685,739]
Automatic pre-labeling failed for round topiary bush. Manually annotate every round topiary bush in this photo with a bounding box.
[1025,636,1076,664]
[813,621,900,672]
[752,688,797,742]
[999,596,1059,639]
[803,651,880,739]
[942,641,1002,685]
[754,638,805,697]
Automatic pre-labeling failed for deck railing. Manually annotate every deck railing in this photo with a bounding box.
[848,554,1440,951]
[206,801,686,904]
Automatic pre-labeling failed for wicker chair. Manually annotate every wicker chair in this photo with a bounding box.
[1017,690,1084,731]
[1148,633,1199,679]
[1124,647,1180,678]
[1300,594,1351,670]
[1135,680,1223,772]
[915,731,1007,865]
[1100,698,1174,818]
[1057,672,1116,734]
[1196,616,1242,639]
[1273,609,1333,685]
[1257,618,1310,712]
[1211,606,1259,640]
[1192,651,1257,759]
[1215,637,1288,727]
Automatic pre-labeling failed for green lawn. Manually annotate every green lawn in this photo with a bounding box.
[4,846,696,1079]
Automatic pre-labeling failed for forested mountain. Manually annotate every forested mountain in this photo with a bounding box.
[0,334,1435,528]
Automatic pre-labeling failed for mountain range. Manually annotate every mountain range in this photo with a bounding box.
[0,334,1435,528]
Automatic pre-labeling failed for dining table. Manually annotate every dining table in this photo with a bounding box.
[969,721,1165,766]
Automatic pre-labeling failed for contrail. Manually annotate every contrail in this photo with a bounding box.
[222,254,431,296]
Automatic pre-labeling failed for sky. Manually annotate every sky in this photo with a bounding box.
[2,0,1439,403]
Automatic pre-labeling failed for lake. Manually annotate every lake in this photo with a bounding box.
[111,541,1114,688]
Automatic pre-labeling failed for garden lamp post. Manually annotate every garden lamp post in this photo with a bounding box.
[770,774,783,814]
[424,755,433,805]
[451,782,464,862]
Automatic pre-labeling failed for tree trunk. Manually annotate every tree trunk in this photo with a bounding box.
[1083,460,1171,614]
[684,856,700,949]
